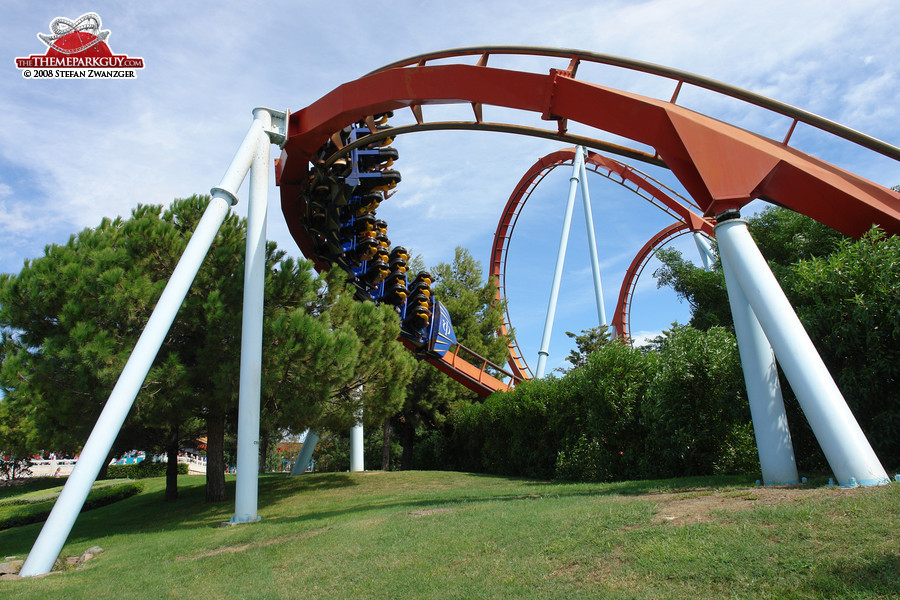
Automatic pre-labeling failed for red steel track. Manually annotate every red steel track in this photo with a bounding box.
[276,46,900,396]
[490,148,714,378]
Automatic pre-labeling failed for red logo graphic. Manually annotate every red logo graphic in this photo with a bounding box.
[15,12,144,78]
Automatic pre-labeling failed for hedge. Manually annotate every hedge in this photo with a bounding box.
[0,480,144,530]
[103,461,188,480]
[445,327,759,483]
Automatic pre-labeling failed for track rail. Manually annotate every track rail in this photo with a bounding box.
[277,46,900,394]
[610,223,695,342]
[491,148,714,375]
[368,46,900,163]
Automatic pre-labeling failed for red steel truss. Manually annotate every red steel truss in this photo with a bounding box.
[277,46,900,396]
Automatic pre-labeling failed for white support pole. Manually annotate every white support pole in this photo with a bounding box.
[350,420,364,472]
[715,217,889,487]
[693,232,715,271]
[535,148,584,377]
[290,430,319,475]
[20,115,265,577]
[577,148,608,327]
[232,108,273,524]
[720,248,798,485]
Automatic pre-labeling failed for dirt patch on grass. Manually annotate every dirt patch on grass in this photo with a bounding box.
[177,528,326,561]
[645,485,838,526]
[409,508,452,517]
[548,561,581,577]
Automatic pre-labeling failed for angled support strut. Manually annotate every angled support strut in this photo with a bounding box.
[715,216,888,487]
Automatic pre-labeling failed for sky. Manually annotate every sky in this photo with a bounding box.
[2,1,899,376]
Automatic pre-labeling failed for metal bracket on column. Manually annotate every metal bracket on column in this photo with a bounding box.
[210,111,279,207]
[254,107,289,148]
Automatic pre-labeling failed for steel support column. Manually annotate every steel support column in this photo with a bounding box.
[577,147,607,327]
[290,430,320,475]
[17,122,268,575]
[232,108,274,524]
[535,148,583,377]
[720,247,798,485]
[693,232,715,270]
[715,217,888,487]
[350,419,364,472]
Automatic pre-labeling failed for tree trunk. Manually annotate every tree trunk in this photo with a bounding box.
[381,418,392,471]
[259,433,268,475]
[398,416,415,470]
[205,406,227,502]
[165,426,180,502]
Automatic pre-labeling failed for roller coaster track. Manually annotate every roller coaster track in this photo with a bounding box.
[277,46,900,396]
[490,148,714,378]
[609,222,697,344]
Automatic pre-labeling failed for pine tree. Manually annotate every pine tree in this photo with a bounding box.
[0,196,416,500]
[393,247,508,469]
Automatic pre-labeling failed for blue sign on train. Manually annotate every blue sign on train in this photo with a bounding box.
[428,299,458,358]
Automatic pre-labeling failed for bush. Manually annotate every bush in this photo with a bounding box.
[103,461,188,480]
[787,229,900,470]
[412,427,451,471]
[0,480,143,530]
[553,341,655,481]
[639,326,757,478]
[446,327,760,483]
[451,376,559,479]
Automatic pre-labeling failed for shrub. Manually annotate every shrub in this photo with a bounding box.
[451,376,559,479]
[787,228,900,470]
[446,327,761,483]
[640,326,756,478]
[0,480,143,530]
[553,341,656,481]
[103,461,188,480]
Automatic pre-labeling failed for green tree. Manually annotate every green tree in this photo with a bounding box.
[0,196,415,501]
[394,247,508,469]
[653,206,847,331]
[653,247,730,330]
[262,266,416,451]
[0,333,39,480]
[787,228,900,467]
[561,324,614,370]
[0,198,244,500]
[748,206,847,273]
[640,326,756,478]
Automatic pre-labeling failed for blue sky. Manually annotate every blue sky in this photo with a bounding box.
[2,1,899,375]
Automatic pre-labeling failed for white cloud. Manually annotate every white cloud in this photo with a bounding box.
[630,329,664,349]
[0,198,33,234]
[1,0,897,359]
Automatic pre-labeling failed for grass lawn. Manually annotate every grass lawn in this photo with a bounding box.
[0,471,897,599]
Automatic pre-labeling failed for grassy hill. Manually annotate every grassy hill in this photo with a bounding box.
[0,471,897,599]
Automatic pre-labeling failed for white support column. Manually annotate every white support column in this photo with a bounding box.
[715,217,889,487]
[350,420,364,472]
[290,430,319,475]
[535,148,584,377]
[720,246,798,485]
[577,148,607,327]
[232,108,273,524]
[693,232,716,271]
[21,197,234,578]
[20,112,269,577]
